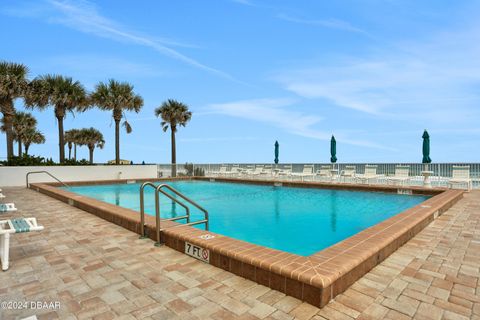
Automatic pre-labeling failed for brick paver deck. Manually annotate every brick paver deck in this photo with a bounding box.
[0,187,479,320]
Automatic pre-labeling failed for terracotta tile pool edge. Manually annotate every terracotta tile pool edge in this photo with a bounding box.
[29,180,463,307]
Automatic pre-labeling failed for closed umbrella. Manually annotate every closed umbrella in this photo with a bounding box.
[422,130,431,164]
[274,141,279,164]
[330,136,337,163]
[422,130,433,187]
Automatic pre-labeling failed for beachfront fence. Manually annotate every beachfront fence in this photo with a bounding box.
[157,163,480,189]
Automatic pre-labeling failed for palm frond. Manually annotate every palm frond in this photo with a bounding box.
[154,99,192,133]
[123,120,132,134]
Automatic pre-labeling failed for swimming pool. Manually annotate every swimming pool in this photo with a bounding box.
[64,180,429,256]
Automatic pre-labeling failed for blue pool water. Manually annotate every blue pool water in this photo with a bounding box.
[64,181,430,256]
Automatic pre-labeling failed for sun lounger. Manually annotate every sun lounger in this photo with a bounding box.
[276,165,292,179]
[356,165,383,184]
[1,217,44,270]
[340,166,356,183]
[212,165,229,177]
[260,165,273,178]
[316,165,332,181]
[230,164,242,177]
[447,166,472,191]
[386,165,411,186]
[291,164,315,181]
[0,203,17,213]
[249,165,266,178]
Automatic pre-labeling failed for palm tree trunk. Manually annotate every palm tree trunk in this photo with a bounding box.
[89,146,94,164]
[25,143,30,155]
[115,119,120,165]
[171,128,176,177]
[17,139,22,157]
[74,143,77,161]
[57,116,65,163]
[68,143,72,160]
[3,113,14,160]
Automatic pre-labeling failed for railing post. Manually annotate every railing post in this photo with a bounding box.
[139,185,146,239]
[154,190,162,246]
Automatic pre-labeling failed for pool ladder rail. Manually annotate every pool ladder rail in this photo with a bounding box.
[26,171,70,188]
[139,182,209,246]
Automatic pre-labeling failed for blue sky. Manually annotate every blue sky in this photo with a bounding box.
[1,0,480,163]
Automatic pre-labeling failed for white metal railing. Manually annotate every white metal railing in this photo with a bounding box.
[156,163,480,190]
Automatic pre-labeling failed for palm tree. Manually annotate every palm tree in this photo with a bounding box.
[12,112,37,156]
[154,99,192,177]
[0,62,29,160]
[78,128,104,164]
[65,128,81,160]
[90,79,143,165]
[23,128,45,155]
[27,75,88,163]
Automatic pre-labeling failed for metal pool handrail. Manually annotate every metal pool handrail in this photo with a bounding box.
[157,184,209,230]
[139,182,159,239]
[26,171,70,188]
[139,182,207,246]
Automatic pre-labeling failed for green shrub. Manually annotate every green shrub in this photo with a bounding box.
[184,163,205,176]
[0,154,93,166]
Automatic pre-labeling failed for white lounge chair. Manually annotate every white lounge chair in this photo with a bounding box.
[1,217,44,270]
[0,193,5,199]
[356,165,383,184]
[291,164,315,181]
[386,165,411,186]
[316,165,332,181]
[340,166,356,183]
[212,165,229,177]
[447,166,472,191]
[230,164,241,177]
[260,165,273,178]
[249,165,266,178]
[276,165,292,179]
[0,203,17,213]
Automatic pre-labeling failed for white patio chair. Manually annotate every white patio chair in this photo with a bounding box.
[242,165,255,177]
[276,165,292,179]
[212,165,229,177]
[230,164,241,177]
[0,203,17,213]
[260,165,273,179]
[1,217,44,270]
[291,164,315,181]
[447,166,472,191]
[249,165,266,178]
[340,166,356,183]
[386,165,411,186]
[356,165,383,185]
[316,165,332,181]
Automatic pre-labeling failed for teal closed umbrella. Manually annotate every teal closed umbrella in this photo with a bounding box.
[274,141,279,164]
[422,130,431,164]
[330,136,337,163]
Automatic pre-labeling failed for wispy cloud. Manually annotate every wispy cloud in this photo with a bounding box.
[274,23,480,124]
[208,98,321,133]
[231,0,255,7]
[44,54,161,78]
[206,98,392,149]
[277,13,368,35]
[3,0,239,82]
[179,136,258,142]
